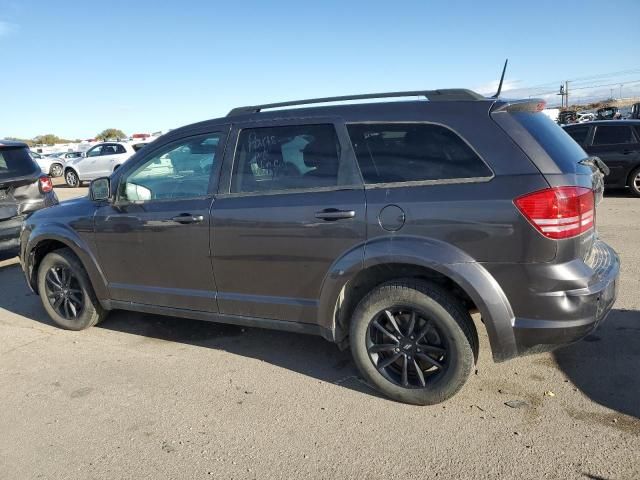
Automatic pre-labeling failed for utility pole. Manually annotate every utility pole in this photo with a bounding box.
[565,81,569,108]
[559,84,565,108]
[619,84,623,100]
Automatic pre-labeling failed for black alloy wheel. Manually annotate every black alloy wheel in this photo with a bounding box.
[44,264,84,320]
[367,307,447,388]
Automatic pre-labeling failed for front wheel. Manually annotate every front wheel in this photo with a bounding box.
[65,169,80,188]
[37,248,107,330]
[349,280,477,405]
[627,166,640,197]
[50,163,63,177]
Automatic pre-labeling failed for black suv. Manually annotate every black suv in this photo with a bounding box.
[19,90,620,405]
[0,140,58,259]
[563,120,640,196]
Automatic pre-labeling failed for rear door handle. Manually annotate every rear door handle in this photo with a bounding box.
[314,209,356,221]
[171,214,204,224]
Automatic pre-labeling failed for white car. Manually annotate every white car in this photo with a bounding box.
[30,151,65,177]
[64,142,136,187]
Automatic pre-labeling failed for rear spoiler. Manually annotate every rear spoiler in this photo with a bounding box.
[490,99,546,114]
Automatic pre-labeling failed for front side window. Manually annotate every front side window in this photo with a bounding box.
[593,126,635,145]
[347,123,492,184]
[231,124,342,193]
[565,126,590,145]
[118,133,222,202]
[86,146,103,157]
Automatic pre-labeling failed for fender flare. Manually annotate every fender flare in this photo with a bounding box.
[23,222,110,302]
[317,235,517,361]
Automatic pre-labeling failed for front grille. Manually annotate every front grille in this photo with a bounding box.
[585,240,614,278]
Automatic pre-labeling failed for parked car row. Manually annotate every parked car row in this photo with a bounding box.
[15,89,620,405]
[563,120,640,196]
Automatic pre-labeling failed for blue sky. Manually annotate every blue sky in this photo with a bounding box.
[1,0,639,139]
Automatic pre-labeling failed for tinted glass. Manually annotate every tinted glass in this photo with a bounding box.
[347,123,491,184]
[231,124,341,193]
[0,147,39,179]
[593,126,635,145]
[512,112,587,171]
[102,145,118,155]
[115,144,127,154]
[120,133,222,202]
[564,126,590,145]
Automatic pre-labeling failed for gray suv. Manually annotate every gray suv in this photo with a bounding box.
[19,90,620,405]
[1,140,58,259]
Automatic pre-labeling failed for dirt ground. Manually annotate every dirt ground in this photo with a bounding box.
[0,181,638,479]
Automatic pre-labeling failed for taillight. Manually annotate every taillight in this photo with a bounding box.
[514,186,594,239]
[38,175,54,194]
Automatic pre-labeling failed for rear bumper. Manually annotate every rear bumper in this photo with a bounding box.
[510,241,620,356]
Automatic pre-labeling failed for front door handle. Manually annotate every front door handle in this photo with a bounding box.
[314,209,356,221]
[171,214,204,224]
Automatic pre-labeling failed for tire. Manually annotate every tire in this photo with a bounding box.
[37,248,107,330]
[50,163,63,177]
[65,169,80,188]
[349,280,477,405]
[627,166,640,198]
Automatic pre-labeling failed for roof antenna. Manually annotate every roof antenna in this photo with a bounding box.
[491,59,509,98]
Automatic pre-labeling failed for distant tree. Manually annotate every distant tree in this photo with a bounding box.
[96,129,126,141]
[33,134,74,145]
[5,136,35,147]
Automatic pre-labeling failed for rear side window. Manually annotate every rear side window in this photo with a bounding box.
[564,126,590,145]
[511,113,587,171]
[347,123,491,184]
[0,147,38,179]
[231,124,344,193]
[593,126,636,145]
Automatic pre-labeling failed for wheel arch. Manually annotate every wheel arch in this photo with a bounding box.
[24,227,110,304]
[317,236,517,362]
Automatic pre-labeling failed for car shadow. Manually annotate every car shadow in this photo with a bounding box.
[553,309,640,419]
[0,261,381,399]
[99,311,381,396]
[604,188,635,198]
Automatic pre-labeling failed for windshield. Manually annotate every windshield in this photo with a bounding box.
[0,147,39,179]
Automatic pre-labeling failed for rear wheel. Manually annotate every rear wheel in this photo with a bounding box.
[65,169,80,188]
[37,248,107,330]
[349,280,477,405]
[50,163,63,177]
[628,166,640,197]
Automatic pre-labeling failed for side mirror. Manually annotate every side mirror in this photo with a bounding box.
[81,152,87,158]
[90,177,111,201]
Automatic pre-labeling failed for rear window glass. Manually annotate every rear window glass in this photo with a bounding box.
[512,113,587,170]
[564,125,590,145]
[0,147,38,179]
[347,123,492,184]
[593,126,635,145]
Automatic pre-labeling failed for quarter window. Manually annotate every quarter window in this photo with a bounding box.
[593,126,635,145]
[118,133,222,202]
[231,124,343,193]
[347,123,492,184]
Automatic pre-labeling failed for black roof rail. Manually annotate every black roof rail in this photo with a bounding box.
[227,89,485,116]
